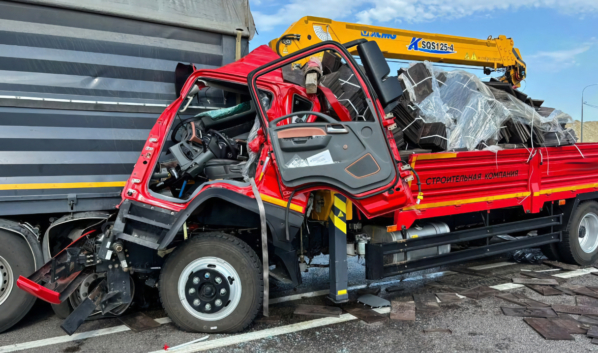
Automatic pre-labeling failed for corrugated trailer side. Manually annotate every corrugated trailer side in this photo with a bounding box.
[0,0,253,216]
[0,0,255,333]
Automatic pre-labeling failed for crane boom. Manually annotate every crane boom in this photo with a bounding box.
[270,16,526,87]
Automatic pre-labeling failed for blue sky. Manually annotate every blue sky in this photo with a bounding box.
[248,0,598,121]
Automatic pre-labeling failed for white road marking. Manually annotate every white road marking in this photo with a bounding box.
[0,317,172,353]
[3,263,595,352]
[0,326,131,353]
[149,308,391,353]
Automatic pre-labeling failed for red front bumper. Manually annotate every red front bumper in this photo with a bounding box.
[17,276,61,304]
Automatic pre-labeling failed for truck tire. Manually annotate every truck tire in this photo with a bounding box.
[159,232,262,333]
[50,301,74,319]
[0,230,37,333]
[558,201,598,265]
[540,243,561,261]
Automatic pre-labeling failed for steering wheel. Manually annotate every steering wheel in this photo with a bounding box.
[269,111,338,127]
[171,118,203,143]
[208,129,239,160]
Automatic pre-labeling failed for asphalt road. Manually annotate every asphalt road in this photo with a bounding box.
[2,255,598,353]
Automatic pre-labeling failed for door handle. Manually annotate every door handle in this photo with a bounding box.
[326,125,349,134]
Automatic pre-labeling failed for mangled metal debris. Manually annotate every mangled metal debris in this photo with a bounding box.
[344,306,388,324]
[413,293,441,312]
[501,307,557,318]
[552,304,598,316]
[293,304,342,318]
[390,301,415,321]
[435,293,463,304]
[524,318,574,340]
[543,261,580,271]
[496,293,549,307]
[512,278,559,286]
[459,286,499,299]
[357,294,391,308]
[526,285,563,296]
[520,271,567,284]
[576,295,598,307]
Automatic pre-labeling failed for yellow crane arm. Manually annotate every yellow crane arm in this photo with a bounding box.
[269,16,526,87]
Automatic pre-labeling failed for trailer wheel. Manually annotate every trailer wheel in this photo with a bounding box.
[559,201,598,265]
[159,232,262,333]
[0,230,37,333]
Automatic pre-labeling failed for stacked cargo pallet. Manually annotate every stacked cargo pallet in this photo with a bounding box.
[393,63,576,153]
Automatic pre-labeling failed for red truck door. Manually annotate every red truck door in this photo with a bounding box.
[247,42,399,197]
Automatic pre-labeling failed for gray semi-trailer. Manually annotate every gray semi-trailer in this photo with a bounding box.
[0,0,255,333]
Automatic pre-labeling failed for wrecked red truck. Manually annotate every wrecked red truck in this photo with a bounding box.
[15,40,598,335]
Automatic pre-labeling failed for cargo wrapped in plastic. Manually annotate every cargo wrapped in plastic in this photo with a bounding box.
[397,61,574,151]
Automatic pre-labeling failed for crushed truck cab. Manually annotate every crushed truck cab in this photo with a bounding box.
[17,40,598,335]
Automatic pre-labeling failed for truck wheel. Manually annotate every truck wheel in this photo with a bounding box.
[559,201,598,265]
[50,301,74,319]
[159,232,262,333]
[0,230,37,333]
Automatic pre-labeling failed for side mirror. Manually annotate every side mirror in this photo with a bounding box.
[175,63,195,98]
[180,84,200,112]
[356,41,402,108]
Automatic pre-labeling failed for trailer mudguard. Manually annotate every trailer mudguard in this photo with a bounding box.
[0,220,43,271]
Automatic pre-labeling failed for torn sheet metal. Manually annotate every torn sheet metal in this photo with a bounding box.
[542,261,580,271]
[524,318,574,340]
[496,293,549,308]
[552,304,598,316]
[390,301,415,321]
[293,304,342,318]
[526,285,563,296]
[344,306,388,324]
[548,318,588,334]
[577,315,598,326]
[501,307,557,318]
[357,294,391,308]
[520,271,566,284]
[413,293,441,312]
[577,295,598,307]
[554,286,575,295]
[567,286,598,299]
[459,286,499,299]
[435,293,463,304]
[588,325,598,338]
[512,278,559,286]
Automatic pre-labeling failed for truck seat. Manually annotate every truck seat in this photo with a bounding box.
[204,159,245,180]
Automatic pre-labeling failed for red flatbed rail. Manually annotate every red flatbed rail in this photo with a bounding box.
[394,143,596,229]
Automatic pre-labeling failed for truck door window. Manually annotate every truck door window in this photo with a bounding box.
[249,43,397,196]
[279,49,375,123]
[291,94,313,122]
